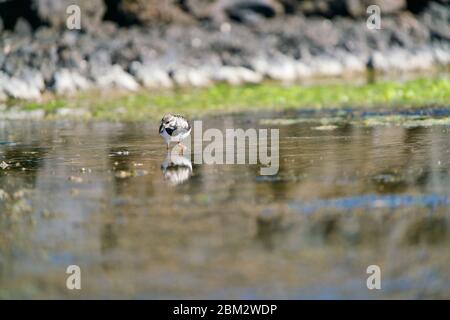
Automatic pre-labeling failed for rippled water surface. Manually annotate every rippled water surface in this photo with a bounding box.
[0,108,449,298]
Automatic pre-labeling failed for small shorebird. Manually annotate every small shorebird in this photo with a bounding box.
[159,113,191,153]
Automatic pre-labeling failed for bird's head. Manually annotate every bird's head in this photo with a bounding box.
[159,114,177,134]
[161,114,175,126]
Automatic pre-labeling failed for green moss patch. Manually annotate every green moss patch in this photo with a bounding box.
[14,75,450,121]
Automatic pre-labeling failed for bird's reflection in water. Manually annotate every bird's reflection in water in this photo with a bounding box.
[161,153,193,186]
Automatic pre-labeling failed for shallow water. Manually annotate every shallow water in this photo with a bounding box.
[0,107,449,299]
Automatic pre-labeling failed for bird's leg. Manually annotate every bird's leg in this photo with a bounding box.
[177,142,187,155]
[166,142,170,151]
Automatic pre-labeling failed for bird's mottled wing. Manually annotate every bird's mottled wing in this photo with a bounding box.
[171,127,189,137]
[171,116,191,137]
[175,116,190,129]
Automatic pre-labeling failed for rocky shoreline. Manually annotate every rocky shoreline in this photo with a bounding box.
[0,0,449,101]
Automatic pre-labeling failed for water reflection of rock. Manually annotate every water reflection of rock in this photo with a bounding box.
[161,154,193,186]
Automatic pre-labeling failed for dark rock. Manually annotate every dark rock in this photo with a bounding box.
[15,68,45,91]
[346,0,406,18]
[111,44,140,70]
[0,0,44,30]
[297,0,348,18]
[406,0,430,14]
[33,0,105,31]
[276,0,298,14]
[182,0,218,20]
[103,0,139,26]
[130,61,174,88]
[0,51,4,69]
[212,65,262,84]
[304,18,341,48]
[117,0,193,25]
[432,42,450,65]
[422,2,450,41]
[396,12,430,44]
[224,0,283,24]
[14,17,32,35]
[0,70,41,100]
[369,47,435,73]
[52,68,90,94]
[91,64,139,91]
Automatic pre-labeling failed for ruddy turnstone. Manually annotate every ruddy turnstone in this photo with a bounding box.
[159,113,191,153]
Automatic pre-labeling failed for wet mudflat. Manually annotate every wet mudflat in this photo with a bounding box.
[0,107,449,298]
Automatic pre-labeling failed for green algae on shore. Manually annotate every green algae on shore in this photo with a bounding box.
[358,115,450,128]
[260,114,450,128]
[7,75,450,121]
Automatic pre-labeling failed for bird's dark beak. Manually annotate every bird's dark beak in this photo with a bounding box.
[159,123,164,133]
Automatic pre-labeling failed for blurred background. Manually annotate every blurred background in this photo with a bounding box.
[0,1,450,299]
[0,0,449,99]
